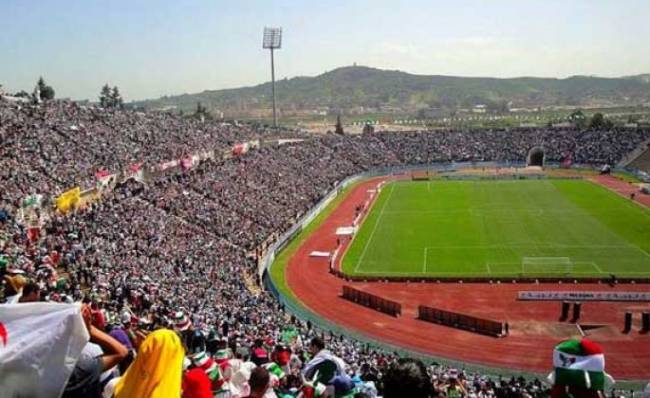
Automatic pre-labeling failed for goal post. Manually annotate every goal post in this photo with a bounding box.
[521,257,573,276]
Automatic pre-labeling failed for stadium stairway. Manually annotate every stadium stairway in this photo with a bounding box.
[627,142,650,173]
[618,138,650,170]
[242,270,262,296]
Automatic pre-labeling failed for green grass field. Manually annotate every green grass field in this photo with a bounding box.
[341,179,650,278]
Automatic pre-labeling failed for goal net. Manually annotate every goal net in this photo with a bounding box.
[521,257,573,276]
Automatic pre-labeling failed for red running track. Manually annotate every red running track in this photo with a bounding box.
[592,175,650,207]
[286,177,650,380]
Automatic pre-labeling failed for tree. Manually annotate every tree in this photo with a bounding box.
[195,101,206,115]
[362,122,375,134]
[99,84,112,108]
[334,114,344,135]
[36,77,55,100]
[99,85,124,109]
[194,102,211,119]
[589,112,606,129]
[111,86,123,109]
[569,109,587,129]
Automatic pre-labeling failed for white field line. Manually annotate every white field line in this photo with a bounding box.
[422,244,641,249]
[353,269,650,275]
[354,183,396,273]
[382,208,640,215]
[485,263,492,274]
[554,180,650,259]
[587,178,650,219]
[587,261,604,273]
[634,246,650,258]
[423,248,428,273]
[338,180,385,274]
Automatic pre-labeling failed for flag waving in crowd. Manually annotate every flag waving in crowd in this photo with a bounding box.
[0,303,89,398]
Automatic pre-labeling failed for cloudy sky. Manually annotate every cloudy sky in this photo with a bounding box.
[1,0,649,101]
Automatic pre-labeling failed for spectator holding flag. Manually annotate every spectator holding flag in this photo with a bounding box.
[302,337,347,386]
[0,302,91,397]
[62,304,128,398]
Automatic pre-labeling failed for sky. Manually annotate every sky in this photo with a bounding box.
[1,0,649,101]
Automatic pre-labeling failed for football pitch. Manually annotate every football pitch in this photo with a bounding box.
[341,179,650,278]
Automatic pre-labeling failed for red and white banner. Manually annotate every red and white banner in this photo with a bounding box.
[95,169,115,188]
[126,162,144,181]
[232,143,249,156]
[181,156,194,170]
[95,169,111,180]
[158,160,179,171]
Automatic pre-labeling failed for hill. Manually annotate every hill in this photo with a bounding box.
[132,66,650,117]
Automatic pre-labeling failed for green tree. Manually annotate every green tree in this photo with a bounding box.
[589,112,606,129]
[111,86,123,109]
[569,109,587,129]
[37,77,55,100]
[194,102,211,119]
[99,84,112,108]
[334,114,344,135]
[195,101,205,115]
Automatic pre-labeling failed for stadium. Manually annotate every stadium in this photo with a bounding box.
[3,3,650,398]
[2,98,650,398]
[271,166,650,383]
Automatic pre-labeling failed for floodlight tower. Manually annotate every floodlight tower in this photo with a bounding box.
[263,27,282,128]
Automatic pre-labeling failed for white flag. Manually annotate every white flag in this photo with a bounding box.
[0,303,89,398]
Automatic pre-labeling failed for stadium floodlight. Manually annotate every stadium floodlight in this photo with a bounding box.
[263,27,282,128]
[263,27,282,49]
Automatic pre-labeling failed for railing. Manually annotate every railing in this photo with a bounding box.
[418,305,504,337]
[342,285,402,317]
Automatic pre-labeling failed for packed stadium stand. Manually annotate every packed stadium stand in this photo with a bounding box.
[2,98,649,397]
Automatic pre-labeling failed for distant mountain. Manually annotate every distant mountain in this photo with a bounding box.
[625,74,650,84]
[132,66,650,116]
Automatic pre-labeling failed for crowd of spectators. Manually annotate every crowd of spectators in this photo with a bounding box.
[0,99,305,207]
[3,99,649,210]
[3,98,650,397]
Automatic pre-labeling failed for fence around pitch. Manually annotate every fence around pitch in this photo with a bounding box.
[331,269,650,283]
[418,305,504,337]
[341,285,401,317]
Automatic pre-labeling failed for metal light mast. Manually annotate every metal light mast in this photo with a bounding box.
[263,27,282,128]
